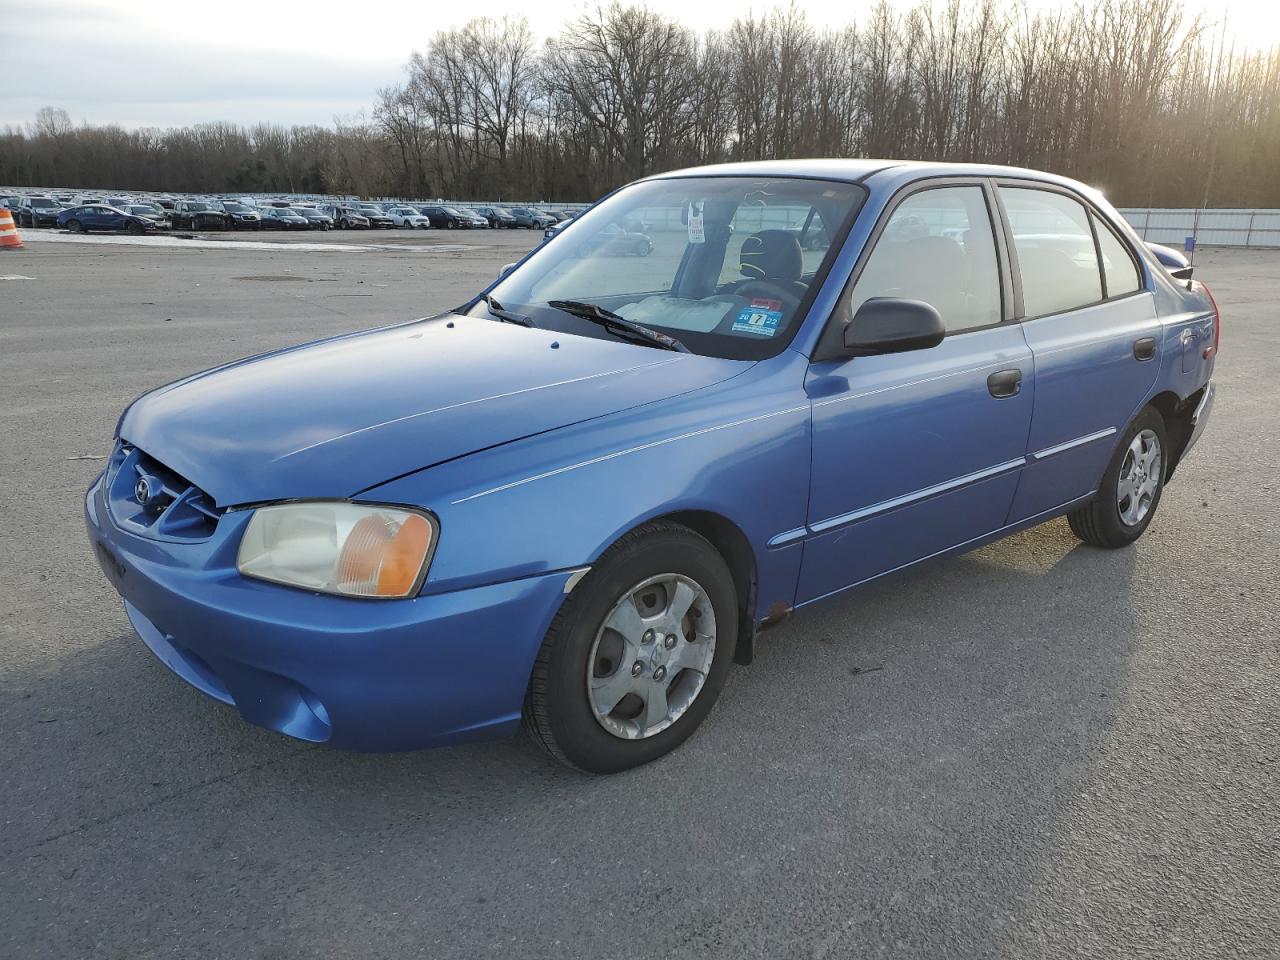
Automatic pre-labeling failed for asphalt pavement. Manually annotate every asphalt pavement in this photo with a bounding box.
[1,233,1276,959]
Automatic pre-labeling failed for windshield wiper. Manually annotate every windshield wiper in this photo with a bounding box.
[481,293,536,328]
[547,299,689,352]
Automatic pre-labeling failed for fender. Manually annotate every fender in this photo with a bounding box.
[364,350,815,624]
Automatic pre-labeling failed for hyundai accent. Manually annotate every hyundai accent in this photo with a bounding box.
[85,160,1218,772]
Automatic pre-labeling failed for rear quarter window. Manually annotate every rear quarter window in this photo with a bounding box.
[1093,214,1143,297]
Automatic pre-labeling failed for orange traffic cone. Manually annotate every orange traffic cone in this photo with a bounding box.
[0,208,22,249]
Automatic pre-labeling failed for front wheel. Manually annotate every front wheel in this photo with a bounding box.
[524,523,737,773]
[1068,407,1168,548]
[67,219,82,233]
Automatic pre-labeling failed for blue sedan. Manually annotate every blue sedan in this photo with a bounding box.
[59,205,159,235]
[85,160,1218,772]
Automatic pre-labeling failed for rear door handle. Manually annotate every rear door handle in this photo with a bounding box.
[1134,336,1157,360]
[987,368,1022,399]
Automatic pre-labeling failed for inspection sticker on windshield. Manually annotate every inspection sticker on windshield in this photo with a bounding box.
[731,306,783,337]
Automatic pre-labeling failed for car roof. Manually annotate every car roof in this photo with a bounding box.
[646,158,1095,195]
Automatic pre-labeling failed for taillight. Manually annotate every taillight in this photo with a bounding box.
[1201,283,1220,358]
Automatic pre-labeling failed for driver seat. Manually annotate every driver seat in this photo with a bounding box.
[740,230,803,283]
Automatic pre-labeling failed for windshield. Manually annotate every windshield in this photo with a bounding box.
[187,202,212,211]
[477,175,864,360]
[441,207,463,216]
[32,198,58,208]
[223,202,249,212]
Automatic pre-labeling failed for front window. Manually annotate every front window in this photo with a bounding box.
[32,198,57,208]
[849,185,1002,334]
[480,176,864,360]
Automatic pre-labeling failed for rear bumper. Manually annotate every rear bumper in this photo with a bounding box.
[85,474,571,751]
[1180,379,1215,462]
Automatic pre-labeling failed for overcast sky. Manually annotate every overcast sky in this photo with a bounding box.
[4,0,1278,130]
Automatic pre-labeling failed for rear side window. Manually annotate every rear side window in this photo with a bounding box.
[1093,214,1142,297]
[1000,187,1101,317]
[850,184,1002,334]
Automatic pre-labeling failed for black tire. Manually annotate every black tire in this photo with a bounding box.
[127,221,144,235]
[67,219,82,233]
[1067,406,1168,548]
[524,522,738,773]
[635,237,653,256]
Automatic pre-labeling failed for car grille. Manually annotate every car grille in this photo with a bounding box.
[105,441,224,540]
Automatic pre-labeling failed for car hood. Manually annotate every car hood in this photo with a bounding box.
[120,315,748,506]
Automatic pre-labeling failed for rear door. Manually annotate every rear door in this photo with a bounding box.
[797,180,1034,605]
[995,183,1161,522]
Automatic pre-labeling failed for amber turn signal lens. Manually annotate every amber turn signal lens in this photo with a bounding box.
[337,513,434,597]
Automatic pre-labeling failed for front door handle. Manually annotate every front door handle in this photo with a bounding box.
[1134,336,1157,360]
[987,368,1022,399]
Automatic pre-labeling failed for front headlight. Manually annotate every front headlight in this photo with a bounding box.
[237,502,437,599]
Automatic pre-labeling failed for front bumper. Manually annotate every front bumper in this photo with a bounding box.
[85,473,572,751]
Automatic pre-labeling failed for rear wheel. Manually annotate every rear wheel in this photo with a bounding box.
[1068,407,1168,548]
[524,523,737,773]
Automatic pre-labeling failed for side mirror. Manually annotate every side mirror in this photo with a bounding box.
[843,298,946,356]
[499,262,517,278]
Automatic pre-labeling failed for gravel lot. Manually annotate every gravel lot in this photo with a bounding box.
[2,233,1277,959]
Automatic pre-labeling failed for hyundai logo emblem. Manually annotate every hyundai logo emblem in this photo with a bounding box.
[134,476,154,506]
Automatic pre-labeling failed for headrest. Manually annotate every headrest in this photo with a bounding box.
[740,230,803,282]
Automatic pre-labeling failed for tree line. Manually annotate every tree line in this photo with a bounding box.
[3,0,1278,207]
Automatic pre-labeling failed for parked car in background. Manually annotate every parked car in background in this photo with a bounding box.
[507,206,556,229]
[16,196,63,227]
[386,205,431,229]
[542,217,572,243]
[291,206,334,230]
[123,204,169,228]
[352,203,395,228]
[785,213,830,251]
[219,201,263,230]
[542,209,574,222]
[581,221,653,256]
[171,200,230,231]
[321,204,370,229]
[58,204,158,235]
[420,205,483,229]
[471,205,518,229]
[260,207,311,231]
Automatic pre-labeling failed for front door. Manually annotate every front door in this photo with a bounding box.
[797,181,1034,605]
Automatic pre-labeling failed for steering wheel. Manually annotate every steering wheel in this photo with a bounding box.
[727,279,805,316]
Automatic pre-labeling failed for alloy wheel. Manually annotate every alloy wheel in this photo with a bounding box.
[586,573,716,740]
[1117,428,1162,526]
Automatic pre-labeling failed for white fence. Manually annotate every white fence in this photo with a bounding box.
[1119,208,1280,249]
